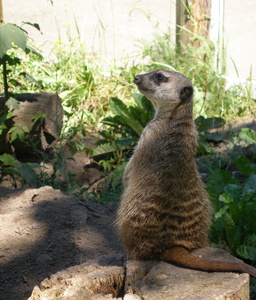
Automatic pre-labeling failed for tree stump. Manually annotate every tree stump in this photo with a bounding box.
[0,93,63,153]
[29,248,250,299]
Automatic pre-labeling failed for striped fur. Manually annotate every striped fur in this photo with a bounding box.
[116,70,211,258]
[116,70,256,278]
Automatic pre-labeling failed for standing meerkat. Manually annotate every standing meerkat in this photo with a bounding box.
[116,69,256,278]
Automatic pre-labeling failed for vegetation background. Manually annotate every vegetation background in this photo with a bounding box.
[1,0,256,298]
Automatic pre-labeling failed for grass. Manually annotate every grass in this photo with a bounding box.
[140,30,256,121]
[1,26,256,195]
[3,25,256,139]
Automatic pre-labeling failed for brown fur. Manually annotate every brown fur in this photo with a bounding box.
[116,70,256,278]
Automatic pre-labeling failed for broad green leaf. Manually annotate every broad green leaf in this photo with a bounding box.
[219,193,232,204]
[32,113,48,124]
[210,217,225,245]
[0,123,7,133]
[18,162,40,183]
[110,160,128,189]
[22,22,41,32]
[207,170,237,211]
[0,110,13,134]
[205,132,224,142]
[214,205,228,220]
[101,116,121,129]
[109,97,144,136]
[8,124,29,143]
[224,184,240,202]
[195,116,225,133]
[99,159,112,172]
[242,174,256,196]
[5,97,20,110]
[237,245,256,260]
[129,105,153,127]
[239,128,256,146]
[219,193,242,224]
[237,234,256,260]
[0,23,27,58]
[242,193,256,232]
[98,130,116,141]
[92,143,118,158]
[0,54,21,65]
[0,153,19,166]
[132,93,145,110]
[20,72,43,87]
[1,167,22,177]
[222,212,236,249]
[234,156,256,177]
[227,202,242,224]
[132,93,154,118]
[109,97,131,118]
[118,115,144,137]
[197,138,213,154]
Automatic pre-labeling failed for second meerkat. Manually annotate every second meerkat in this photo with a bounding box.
[116,69,256,278]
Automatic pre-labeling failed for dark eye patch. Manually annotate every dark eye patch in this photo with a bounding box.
[154,73,166,83]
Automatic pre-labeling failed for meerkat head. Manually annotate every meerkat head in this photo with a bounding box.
[134,70,193,114]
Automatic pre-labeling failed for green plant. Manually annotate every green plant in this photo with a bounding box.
[0,153,40,186]
[90,93,154,188]
[239,127,256,147]
[0,21,42,154]
[208,129,256,264]
[195,115,225,154]
[0,22,42,98]
[139,27,256,120]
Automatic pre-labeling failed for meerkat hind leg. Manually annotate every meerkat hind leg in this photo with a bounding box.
[160,246,256,278]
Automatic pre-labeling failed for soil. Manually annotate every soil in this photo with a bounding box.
[0,143,123,300]
[0,119,255,300]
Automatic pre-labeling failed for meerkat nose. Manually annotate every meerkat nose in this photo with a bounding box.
[134,75,140,84]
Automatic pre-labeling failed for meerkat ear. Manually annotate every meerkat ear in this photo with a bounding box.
[180,86,193,102]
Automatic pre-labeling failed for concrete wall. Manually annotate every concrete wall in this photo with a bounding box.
[3,0,175,60]
[2,0,256,80]
[224,0,256,79]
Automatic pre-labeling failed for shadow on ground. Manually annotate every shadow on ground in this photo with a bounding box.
[0,186,122,300]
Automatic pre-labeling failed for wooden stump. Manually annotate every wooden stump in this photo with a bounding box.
[0,93,63,153]
[29,248,250,299]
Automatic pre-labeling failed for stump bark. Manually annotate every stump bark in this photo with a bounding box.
[0,93,63,153]
[29,248,250,300]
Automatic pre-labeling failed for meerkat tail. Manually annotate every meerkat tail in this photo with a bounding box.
[160,246,256,278]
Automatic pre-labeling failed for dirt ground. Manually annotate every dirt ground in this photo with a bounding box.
[0,119,256,300]
[0,181,122,300]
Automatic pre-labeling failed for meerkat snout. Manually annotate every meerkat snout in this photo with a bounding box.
[133,69,194,115]
[134,75,140,84]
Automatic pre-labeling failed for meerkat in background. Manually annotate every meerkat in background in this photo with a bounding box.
[116,69,256,278]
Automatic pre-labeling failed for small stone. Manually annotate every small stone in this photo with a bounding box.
[36,254,53,265]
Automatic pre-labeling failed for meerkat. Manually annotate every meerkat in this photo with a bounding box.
[116,69,256,278]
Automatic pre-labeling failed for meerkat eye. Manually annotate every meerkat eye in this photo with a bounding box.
[155,74,164,82]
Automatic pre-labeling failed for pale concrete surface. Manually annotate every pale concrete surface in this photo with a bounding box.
[2,0,256,79]
[224,0,256,79]
[3,0,175,61]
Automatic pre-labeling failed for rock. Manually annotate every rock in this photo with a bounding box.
[29,248,251,299]
[36,254,53,265]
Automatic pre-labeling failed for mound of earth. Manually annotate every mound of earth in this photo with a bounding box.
[0,185,122,300]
